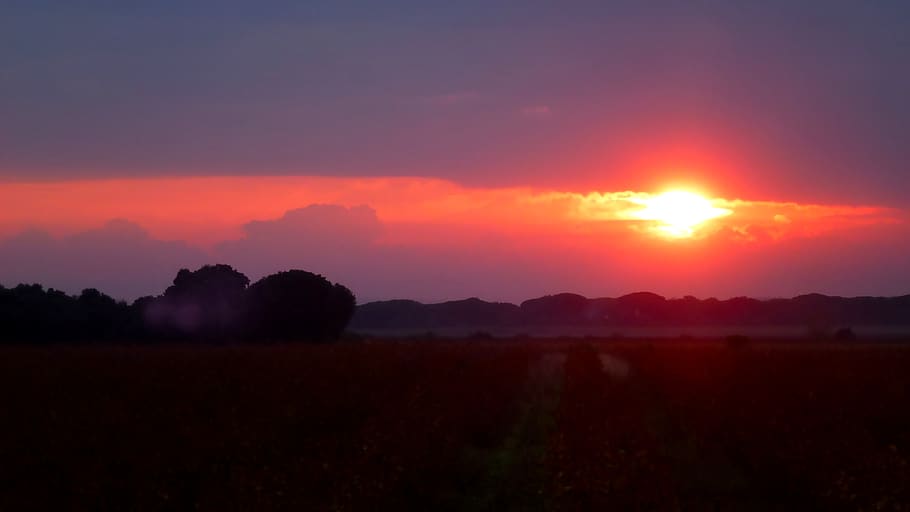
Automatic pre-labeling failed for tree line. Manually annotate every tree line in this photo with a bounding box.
[0,265,356,343]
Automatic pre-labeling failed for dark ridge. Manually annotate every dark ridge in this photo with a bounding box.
[350,293,910,330]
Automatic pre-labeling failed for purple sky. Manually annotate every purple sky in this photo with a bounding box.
[1,1,908,302]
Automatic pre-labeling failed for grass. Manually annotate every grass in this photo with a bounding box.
[1,339,908,510]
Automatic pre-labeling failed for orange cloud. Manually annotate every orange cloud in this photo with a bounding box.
[0,177,901,248]
[525,189,899,242]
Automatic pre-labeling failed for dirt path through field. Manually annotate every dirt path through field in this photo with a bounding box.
[463,350,566,511]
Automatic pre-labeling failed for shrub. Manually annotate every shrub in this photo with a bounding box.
[834,327,857,342]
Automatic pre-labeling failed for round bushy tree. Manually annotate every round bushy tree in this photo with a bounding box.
[245,270,356,342]
[152,264,250,339]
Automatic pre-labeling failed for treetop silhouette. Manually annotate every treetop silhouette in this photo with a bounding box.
[0,265,356,343]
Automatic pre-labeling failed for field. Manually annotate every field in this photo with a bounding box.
[1,340,908,511]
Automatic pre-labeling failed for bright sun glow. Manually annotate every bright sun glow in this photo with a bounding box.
[632,190,732,238]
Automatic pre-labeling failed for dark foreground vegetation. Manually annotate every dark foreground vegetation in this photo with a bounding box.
[2,340,908,510]
[0,265,355,343]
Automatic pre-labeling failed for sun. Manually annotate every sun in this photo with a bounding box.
[632,190,732,238]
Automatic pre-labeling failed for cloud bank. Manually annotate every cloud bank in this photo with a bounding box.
[0,177,897,245]
[0,177,906,302]
[0,220,206,300]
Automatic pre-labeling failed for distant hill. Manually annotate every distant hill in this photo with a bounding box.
[351,293,910,333]
[351,298,521,329]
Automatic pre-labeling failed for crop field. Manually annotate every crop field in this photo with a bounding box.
[1,340,908,511]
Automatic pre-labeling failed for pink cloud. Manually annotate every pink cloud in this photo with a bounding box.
[520,105,552,117]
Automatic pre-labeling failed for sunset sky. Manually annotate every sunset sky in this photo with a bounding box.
[2,1,909,302]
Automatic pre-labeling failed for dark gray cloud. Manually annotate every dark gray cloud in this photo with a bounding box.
[1,2,909,205]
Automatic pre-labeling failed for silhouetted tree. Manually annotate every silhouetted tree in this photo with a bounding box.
[0,284,70,342]
[142,264,250,340]
[244,270,356,342]
[0,284,132,343]
[76,288,132,341]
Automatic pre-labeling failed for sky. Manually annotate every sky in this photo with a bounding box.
[1,1,909,302]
